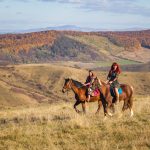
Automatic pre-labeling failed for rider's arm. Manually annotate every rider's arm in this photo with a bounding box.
[98,78,102,86]
[84,82,90,86]
[105,80,109,84]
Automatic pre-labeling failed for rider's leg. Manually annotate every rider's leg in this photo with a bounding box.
[87,88,92,102]
[87,94,90,102]
[114,88,119,104]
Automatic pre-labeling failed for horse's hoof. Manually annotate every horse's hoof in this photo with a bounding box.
[95,112,99,115]
[76,110,81,114]
[108,112,113,117]
[130,113,134,117]
[130,109,134,117]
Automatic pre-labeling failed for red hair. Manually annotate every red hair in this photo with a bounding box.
[109,62,121,74]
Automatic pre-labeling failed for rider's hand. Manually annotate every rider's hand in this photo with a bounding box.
[105,81,108,84]
[109,81,112,84]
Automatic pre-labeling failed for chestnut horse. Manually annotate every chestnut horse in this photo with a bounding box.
[62,78,134,117]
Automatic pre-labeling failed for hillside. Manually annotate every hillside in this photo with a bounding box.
[98,30,150,50]
[0,64,149,149]
[0,30,150,64]
[0,64,149,150]
[0,64,149,107]
[94,61,150,72]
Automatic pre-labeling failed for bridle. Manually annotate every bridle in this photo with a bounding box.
[63,79,72,92]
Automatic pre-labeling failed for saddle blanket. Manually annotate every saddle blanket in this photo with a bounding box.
[110,87,122,97]
[93,88,100,96]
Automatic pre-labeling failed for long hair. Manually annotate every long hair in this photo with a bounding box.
[89,70,96,77]
[109,62,121,74]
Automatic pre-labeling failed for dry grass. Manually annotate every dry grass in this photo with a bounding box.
[0,64,149,149]
[0,96,150,150]
[0,64,149,108]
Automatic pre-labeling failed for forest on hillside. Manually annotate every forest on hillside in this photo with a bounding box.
[0,30,150,64]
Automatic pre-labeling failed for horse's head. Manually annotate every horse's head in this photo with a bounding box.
[62,78,72,93]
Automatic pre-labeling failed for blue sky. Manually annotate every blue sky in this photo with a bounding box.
[0,0,150,31]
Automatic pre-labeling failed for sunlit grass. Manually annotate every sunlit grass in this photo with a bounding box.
[93,59,141,67]
[68,35,141,65]
[0,96,150,150]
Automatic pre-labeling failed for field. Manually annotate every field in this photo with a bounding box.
[0,64,150,150]
[0,96,150,150]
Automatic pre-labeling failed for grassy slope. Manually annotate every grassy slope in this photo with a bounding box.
[68,35,123,54]
[0,80,37,107]
[0,97,150,150]
[68,35,150,63]
[0,64,149,107]
[0,64,150,150]
[0,64,87,107]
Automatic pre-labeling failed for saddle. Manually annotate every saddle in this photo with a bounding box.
[86,88,100,97]
[110,87,122,97]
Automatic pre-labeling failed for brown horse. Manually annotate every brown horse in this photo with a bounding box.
[62,78,134,117]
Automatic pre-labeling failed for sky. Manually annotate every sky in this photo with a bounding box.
[0,0,150,32]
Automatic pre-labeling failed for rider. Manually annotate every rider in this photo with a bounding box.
[106,62,121,104]
[84,70,101,102]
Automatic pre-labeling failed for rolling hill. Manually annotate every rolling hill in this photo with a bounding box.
[0,64,149,107]
[0,30,150,64]
[0,64,149,149]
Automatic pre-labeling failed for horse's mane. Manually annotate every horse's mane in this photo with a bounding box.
[71,79,84,88]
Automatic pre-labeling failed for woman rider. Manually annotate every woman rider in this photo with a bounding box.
[84,70,101,102]
[106,62,121,104]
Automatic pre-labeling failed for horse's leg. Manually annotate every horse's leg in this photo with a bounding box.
[100,93,107,117]
[105,94,113,117]
[128,96,134,117]
[102,100,113,117]
[82,102,86,114]
[102,103,107,118]
[95,100,102,114]
[110,103,115,114]
[96,100,102,114]
[119,99,128,118]
[74,100,81,113]
[100,91,112,117]
[106,101,113,117]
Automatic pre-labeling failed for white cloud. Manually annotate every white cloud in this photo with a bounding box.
[39,0,150,16]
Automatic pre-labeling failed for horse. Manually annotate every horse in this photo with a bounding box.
[62,78,134,117]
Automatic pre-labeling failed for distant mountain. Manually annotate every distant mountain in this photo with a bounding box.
[0,25,97,34]
[45,25,95,32]
[18,25,101,33]
[1,25,149,34]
